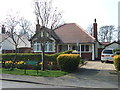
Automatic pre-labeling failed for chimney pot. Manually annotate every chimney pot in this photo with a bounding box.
[1,25,5,34]
[94,19,96,23]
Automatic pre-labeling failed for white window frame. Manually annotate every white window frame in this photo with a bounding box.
[81,44,91,52]
[33,42,55,52]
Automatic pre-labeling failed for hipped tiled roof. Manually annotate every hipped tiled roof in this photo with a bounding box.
[54,23,96,44]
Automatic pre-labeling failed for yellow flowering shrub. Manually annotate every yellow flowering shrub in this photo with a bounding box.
[5,61,13,64]
[39,62,42,65]
[113,55,120,71]
[16,61,25,64]
[57,54,80,72]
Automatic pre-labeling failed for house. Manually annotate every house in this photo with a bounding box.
[31,19,102,60]
[0,25,31,53]
[104,41,120,49]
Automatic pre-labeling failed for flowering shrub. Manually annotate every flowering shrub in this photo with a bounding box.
[5,61,13,64]
[16,61,25,64]
[113,55,120,71]
[57,54,80,72]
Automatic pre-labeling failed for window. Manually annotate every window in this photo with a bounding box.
[48,43,54,51]
[81,45,84,51]
[37,43,41,51]
[103,50,113,54]
[85,45,89,51]
[81,45,90,52]
[45,43,47,51]
[33,42,41,51]
[33,42,54,52]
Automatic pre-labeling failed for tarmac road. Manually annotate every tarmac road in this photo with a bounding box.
[2,80,71,88]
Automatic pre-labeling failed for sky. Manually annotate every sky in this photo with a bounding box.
[0,0,119,30]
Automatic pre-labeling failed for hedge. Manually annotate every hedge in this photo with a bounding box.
[57,54,80,72]
[113,55,120,71]
[113,48,120,53]
[1,50,74,62]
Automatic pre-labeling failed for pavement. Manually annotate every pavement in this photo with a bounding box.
[1,61,120,88]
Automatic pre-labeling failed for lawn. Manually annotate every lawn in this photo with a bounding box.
[1,68,68,77]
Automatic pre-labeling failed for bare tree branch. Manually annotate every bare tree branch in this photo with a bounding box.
[34,0,64,29]
[98,25,115,42]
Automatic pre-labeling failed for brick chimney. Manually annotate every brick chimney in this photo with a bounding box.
[93,19,97,40]
[1,25,5,34]
[36,17,40,33]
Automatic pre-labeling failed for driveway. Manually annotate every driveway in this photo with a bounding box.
[58,61,119,88]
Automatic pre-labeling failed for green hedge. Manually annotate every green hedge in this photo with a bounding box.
[2,53,41,62]
[57,54,80,72]
[1,50,74,62]
[113,48,120,54]
[1,50,73,70]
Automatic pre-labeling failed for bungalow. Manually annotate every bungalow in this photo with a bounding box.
[31,19,101,60]
[0,25,31,53]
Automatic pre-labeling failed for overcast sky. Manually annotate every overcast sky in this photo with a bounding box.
[0,0,119,30]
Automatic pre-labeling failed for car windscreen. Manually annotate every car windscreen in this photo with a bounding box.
[103,50,113,54]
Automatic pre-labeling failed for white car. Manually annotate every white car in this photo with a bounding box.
[101,49,114,63]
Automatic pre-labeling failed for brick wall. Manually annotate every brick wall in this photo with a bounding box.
[81,53,92,60]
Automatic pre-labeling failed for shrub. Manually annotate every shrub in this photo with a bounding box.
[113,55,120,71]
[32,65,41,70]
[57,54,80,72]
[113,48,120,53]
[16,64,25,69]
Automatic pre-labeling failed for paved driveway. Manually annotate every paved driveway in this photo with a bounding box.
[58,61,119,88]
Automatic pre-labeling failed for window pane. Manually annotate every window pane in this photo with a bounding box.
[33,44,36,51]
[49,43,53,51]
[85,45,89,51]
[45,44,47,51]
[81,45,84,51]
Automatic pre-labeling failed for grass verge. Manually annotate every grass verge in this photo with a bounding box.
[1,68,68,77]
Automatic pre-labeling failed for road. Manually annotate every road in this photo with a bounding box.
[2,80,71,88]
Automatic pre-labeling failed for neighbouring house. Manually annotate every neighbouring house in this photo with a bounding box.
[104,41,120,49]
[0,25,31,53]
[31,19,102,60]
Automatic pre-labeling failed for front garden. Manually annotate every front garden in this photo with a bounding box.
[1,50,83,77]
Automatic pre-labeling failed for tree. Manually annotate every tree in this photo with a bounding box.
[19,17,33,39]
[5,11,29,70]
[86,24,93,36]
[34,0,64,71]
[34,0,64,29]
[98,25,115,42]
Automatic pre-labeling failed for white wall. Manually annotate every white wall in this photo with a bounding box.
[105,43,120,49]
[1,34,31,50]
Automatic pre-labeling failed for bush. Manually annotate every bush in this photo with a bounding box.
[57,54,80,72]
[113,48,120,55]
[32,65,41,70]
[113,55,120,71]
[16,64,25,69]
